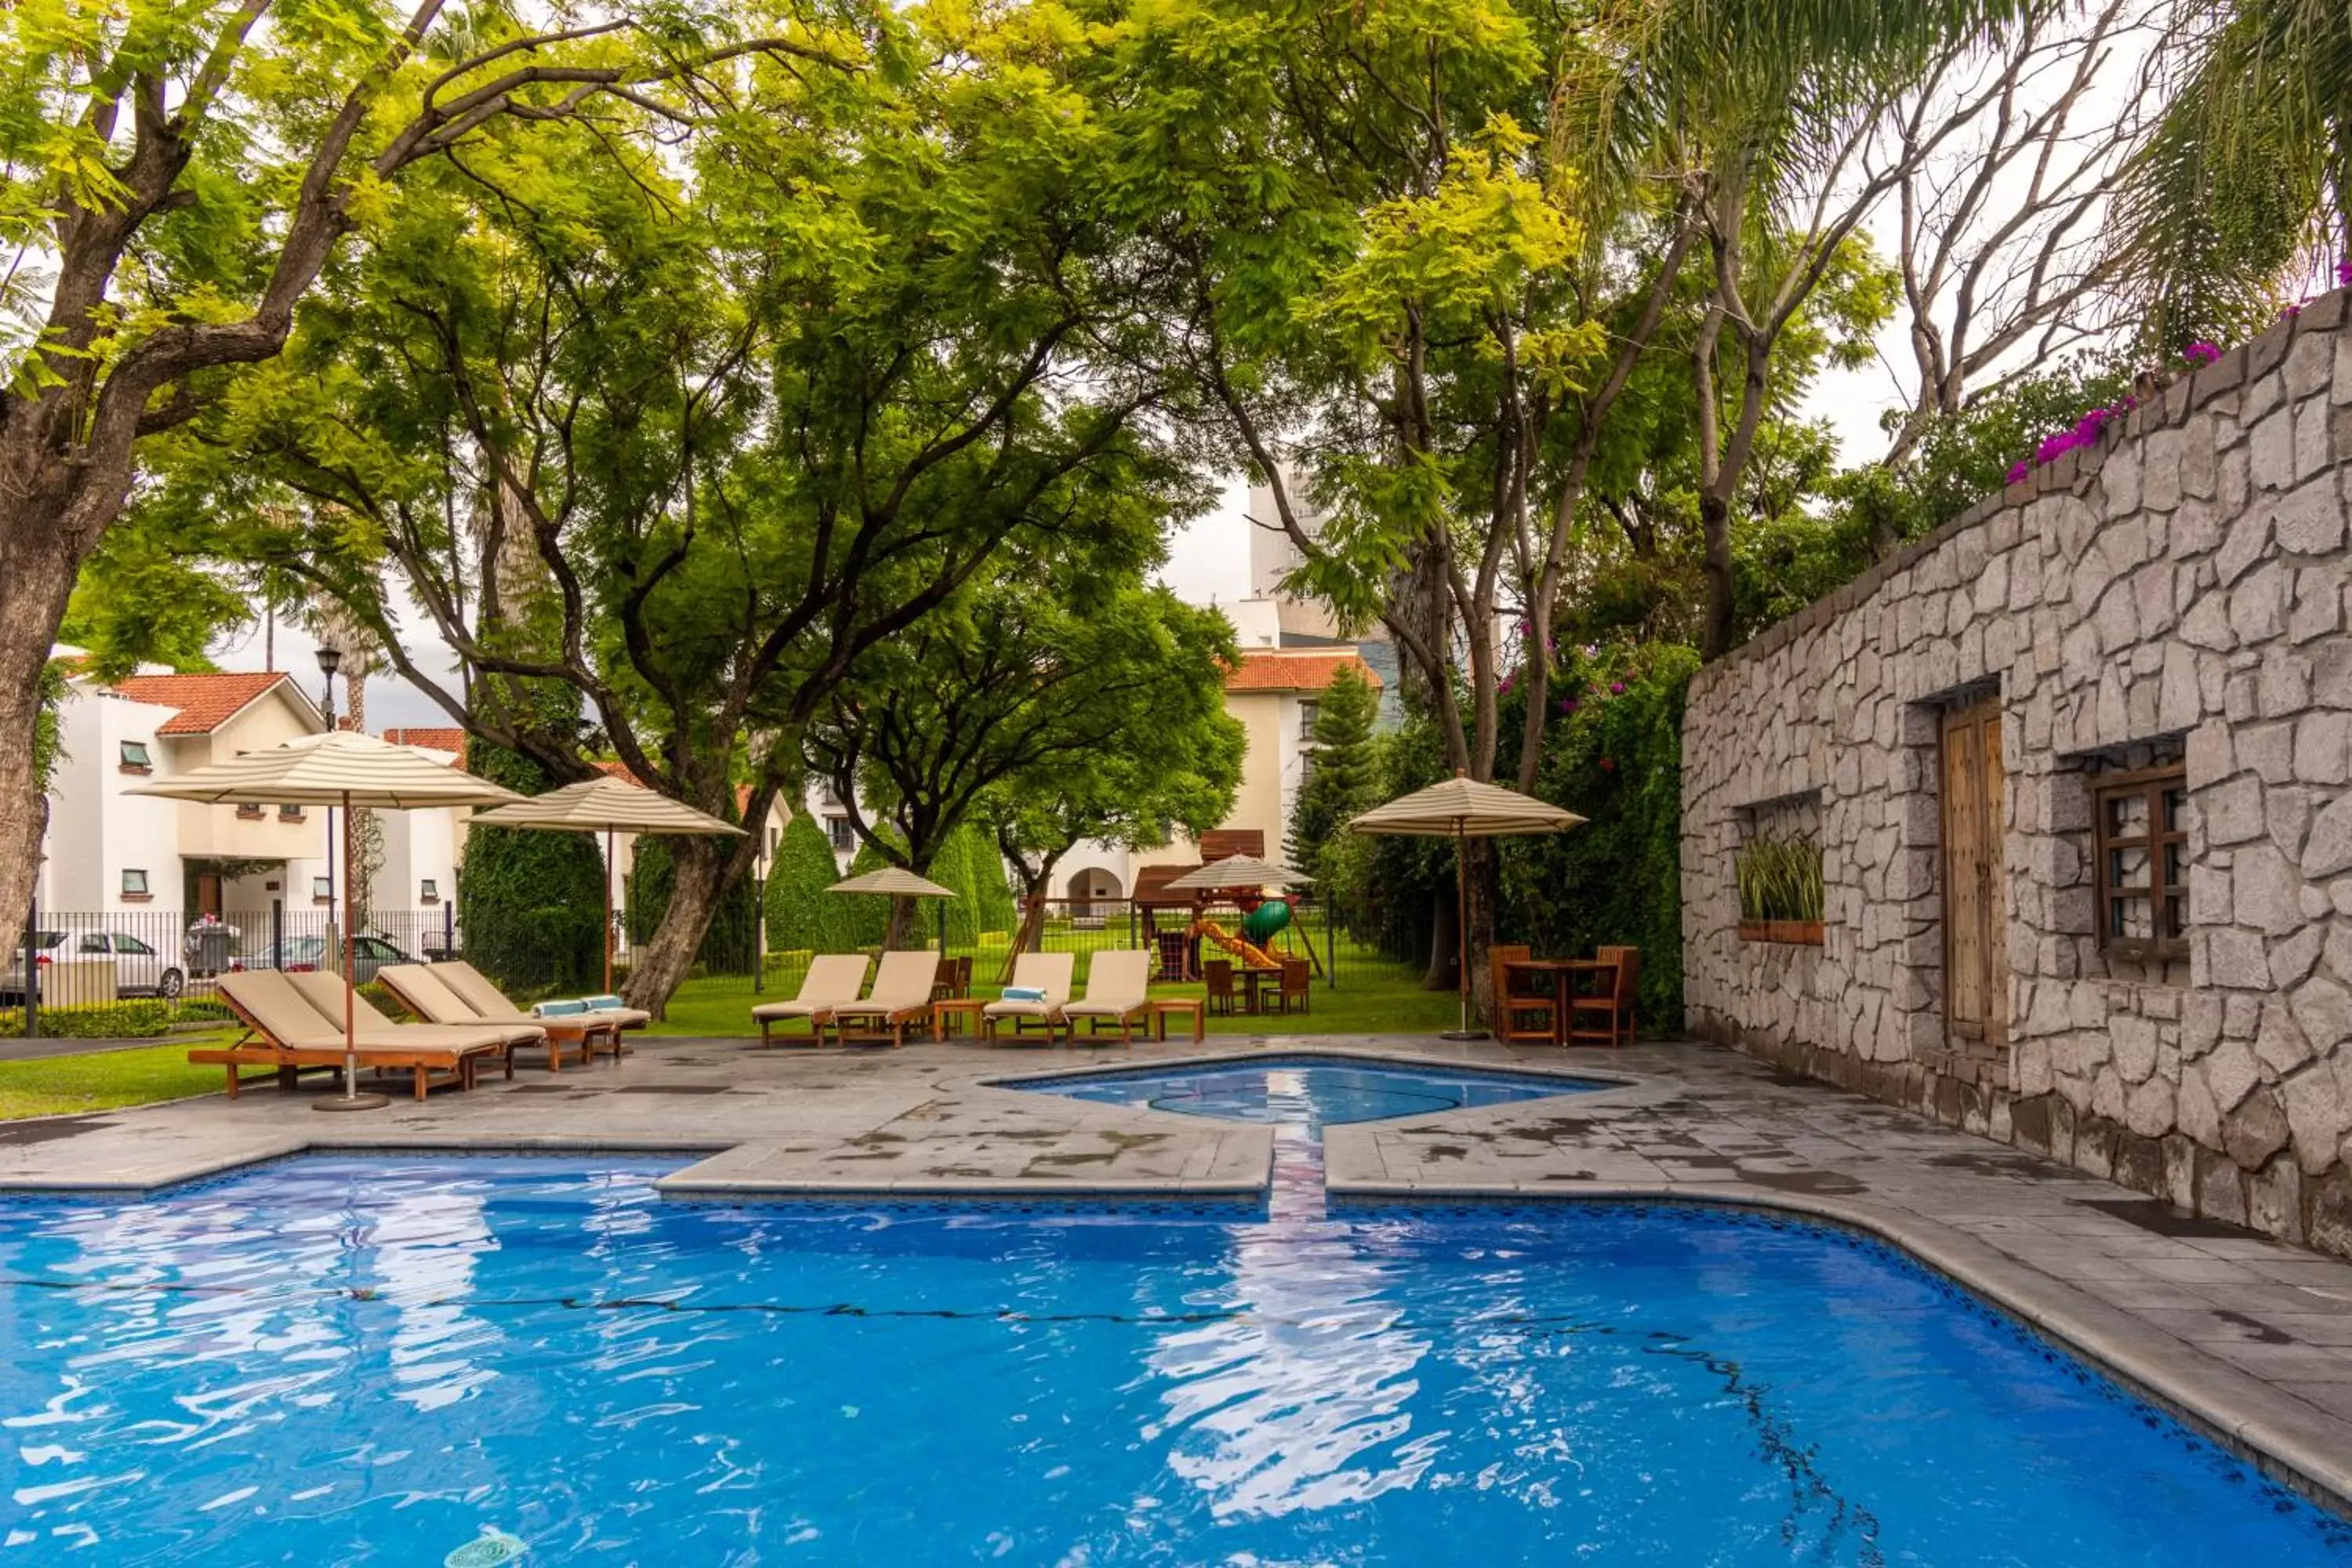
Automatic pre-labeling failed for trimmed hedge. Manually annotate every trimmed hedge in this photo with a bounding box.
[0,1000,176,1038]
[459,741,608,993]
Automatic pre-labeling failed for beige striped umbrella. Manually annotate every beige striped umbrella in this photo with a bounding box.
[129,731,524,1110]
[828,866,956,899]
[471,775,746,993]
[1163,855,1312,891]
[1349,771,1585,1039]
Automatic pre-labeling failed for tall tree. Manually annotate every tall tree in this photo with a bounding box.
[0,0,853,953]
[1283,666,1381,883]
[807,575,1240,949]
[159,8,1185,1011]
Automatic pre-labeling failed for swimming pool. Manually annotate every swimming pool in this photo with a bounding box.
[1010,1054,1612,1127]
[2,1156,2346,1563]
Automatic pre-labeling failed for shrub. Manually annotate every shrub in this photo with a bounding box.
[1504,642,1698,1031]
[765,811,848,953]
[0,1000,175,1038]
[459,741,609,993]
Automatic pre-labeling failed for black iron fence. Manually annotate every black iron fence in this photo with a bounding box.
[3,890,1403,1032]
[1,906,463,1035]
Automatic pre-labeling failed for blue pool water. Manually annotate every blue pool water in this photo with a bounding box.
[2,1158,2347,1564]
[1014,1055,1610,1127]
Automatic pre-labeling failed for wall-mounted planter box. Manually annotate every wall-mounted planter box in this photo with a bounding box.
[1739,919,1824,946]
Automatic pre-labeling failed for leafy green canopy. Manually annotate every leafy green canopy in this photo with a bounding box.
[142,3,1197,1005]
[808,572,1243,896]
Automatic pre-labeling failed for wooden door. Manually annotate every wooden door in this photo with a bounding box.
[1941,700,2007,1049]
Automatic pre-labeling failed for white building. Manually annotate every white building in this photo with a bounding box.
[38,670,462,932]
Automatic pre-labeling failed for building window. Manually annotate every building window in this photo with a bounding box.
[420,878,440,905]
[2094,765,2187,960]
[235,803,266,819]
[1298,699,1320,741]
[312,876,333,903]
[118,740,152,774]
[826,815,855,852]
[278,803,306,822]
[121,869,151,901]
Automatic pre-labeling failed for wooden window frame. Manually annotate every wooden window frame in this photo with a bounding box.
[120,868,151,902]
[278,803,307,822]
[2092,763,2187,961]
[117,740,152,775]
[234,803,266,820]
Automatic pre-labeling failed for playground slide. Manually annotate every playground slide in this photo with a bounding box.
[1191,919,1282,971]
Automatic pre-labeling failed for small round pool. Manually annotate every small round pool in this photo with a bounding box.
[1008,1055,1612,1128]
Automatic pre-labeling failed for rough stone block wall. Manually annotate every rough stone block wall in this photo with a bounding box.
[1681,292,2352,1259]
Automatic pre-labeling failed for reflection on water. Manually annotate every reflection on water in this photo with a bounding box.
[1148,1073,1439,1519]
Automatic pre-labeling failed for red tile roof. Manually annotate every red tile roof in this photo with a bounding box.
[108,671,304,735]
[382,727,467,764]
[1223,648,1383,695]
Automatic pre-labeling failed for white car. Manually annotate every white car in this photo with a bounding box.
[2,930,186,1002]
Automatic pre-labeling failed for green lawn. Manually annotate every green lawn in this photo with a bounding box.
[648,962,1461,1038]
[0,1033,239,1121]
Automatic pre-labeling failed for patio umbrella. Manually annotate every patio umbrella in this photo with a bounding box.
[468,774,746,994]
[129,731,524,1111]
[1348,771,1585,1040]
[1163,855,1312,891]
[829,865,956,952]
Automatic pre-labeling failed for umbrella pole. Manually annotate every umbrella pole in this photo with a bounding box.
[318,787,388,1112]
[604,828,615,996]
[1441,819,1487,1042]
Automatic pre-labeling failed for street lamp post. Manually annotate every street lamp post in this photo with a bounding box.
[317,646,341,964]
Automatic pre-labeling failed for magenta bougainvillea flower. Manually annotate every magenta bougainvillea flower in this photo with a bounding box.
[1609,681,1626,694]
[2006,460,2030,485]
[2184,342,2221,365]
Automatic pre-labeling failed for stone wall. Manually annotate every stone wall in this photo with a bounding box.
[1681,292,2352,1259]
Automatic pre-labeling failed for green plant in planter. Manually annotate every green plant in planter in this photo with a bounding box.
[1736,833,1824,923]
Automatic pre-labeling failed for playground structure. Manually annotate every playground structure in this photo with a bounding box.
[1146,887,1322,983]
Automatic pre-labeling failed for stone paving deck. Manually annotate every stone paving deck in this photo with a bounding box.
[2,1032,2350,1511]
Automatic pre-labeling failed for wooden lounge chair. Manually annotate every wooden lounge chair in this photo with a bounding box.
[379,964,615,1071]
[288,970,544,1081]
[196,970,507,1102]
[1058,950,1152,1044]
[432,960,648,1058]
[826,950,944,1047]
[748,954,872,1047]
[981,952,1078,1044]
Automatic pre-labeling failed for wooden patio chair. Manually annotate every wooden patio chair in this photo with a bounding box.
[1566,947,1640,1048]
[1270,958,1310,1015]
[1488,944,1556,1044]
[1203,958,1238,1016]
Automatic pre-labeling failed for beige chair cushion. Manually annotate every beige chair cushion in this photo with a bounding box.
[829,950,942,1022]
[1062,950,1151,1018]
[285,971,535,1047]
[751,954,871,1022]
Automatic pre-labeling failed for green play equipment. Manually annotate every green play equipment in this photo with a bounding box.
[1240,898,1291,946]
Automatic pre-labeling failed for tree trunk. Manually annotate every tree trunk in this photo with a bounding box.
[621,835,731,1017]
[0,517,85,952]
[1698,490,1737,661]
[1423,882,1457,992]
[884,894,915,950]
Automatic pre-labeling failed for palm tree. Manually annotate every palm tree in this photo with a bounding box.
[2113,0,2352,349]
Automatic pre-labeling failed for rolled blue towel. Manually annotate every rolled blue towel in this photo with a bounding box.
[579,994,626,1011]
[532,999,590,1018]
[1000,985,1047,1003]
